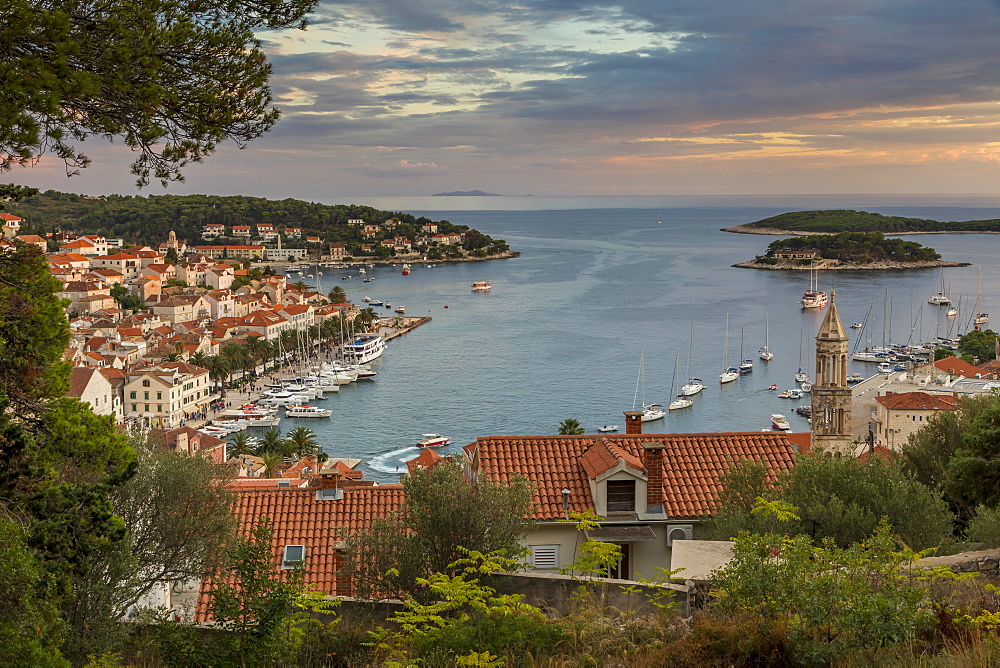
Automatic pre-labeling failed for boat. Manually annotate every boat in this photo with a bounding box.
[680,321,706,396]
[777,389,793,399]
[395,305,406,313]
[384,301,392,308]
[284,405,332,418]
[633,349,666,421]
[929,270,952,305]
[851,322,863,329]
[795,405,812,418]
[975,313,989,325]
[668,350,693,410]
[363,277,375,283]
[759,303,773,361]
[368,299,384,306]
[847,373,864,383]
[362,296,371,302]
[416,433,450,448]
[597,425,620,433]
[472,280,492,292]
[358,267,366,275]
[947,307,957,317]
[739,359,753,374]
[878,361,893,373]
[795,327,809,382]
[801,262,829,308]
[800,381,812,393]
[720,314,738,383]
[342,334,386,364]
[771,414,791,431]
[768,384,778,391]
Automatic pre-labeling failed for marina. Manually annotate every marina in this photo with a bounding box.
[192,198,1000,482]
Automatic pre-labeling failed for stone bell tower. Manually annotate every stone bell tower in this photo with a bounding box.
[811,291,854,453]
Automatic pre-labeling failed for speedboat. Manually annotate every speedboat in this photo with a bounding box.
[472,280,492,292]
[368,299,384,306]
[284,405,332,418]
[767,384,778,391]
[680,378,706,396]
[416,433,450,448]
[851,322,863,329]
[395,305,405,313]
[597,425,619,433]
[640,404,666,422]
[878,362,893,373]
[363,277,375,282]
[384,302,392,308]
[771,414,791,431]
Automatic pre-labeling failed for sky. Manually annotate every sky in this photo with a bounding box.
[14,0,1000,200]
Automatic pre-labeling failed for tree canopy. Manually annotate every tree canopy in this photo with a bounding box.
[1,0,317,186]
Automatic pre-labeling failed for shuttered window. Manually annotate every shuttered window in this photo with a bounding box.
[530,545,560,570]
[606,480,636,512]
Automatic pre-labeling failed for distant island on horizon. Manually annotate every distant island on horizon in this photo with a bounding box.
[432,190,503,196]
[724,209,1000,235]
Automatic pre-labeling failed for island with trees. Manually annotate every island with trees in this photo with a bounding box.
[735,231,969,270]
[724,209,1000,235]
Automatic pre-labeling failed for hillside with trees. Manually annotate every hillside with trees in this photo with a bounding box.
[738,231,962,269]
[4,190,511,258]
[727,209,1000,234]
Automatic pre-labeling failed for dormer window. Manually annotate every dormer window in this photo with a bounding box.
[606,480,636,513]
[281,545,305,569]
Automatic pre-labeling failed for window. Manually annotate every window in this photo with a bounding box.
[156,392,161,400]
[144,404,149,412]
[144,392,149,400]
[281,545,306,569]
[529,545,560,570]
[130,391,136,399]
[606,480,636,512]
[131,404,137,412]
[157,405,162,412]
[142,380,150,387]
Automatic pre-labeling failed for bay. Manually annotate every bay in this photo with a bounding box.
[279,196,1000,482]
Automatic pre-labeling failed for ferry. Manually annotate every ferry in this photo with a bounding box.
[342,334,386,364]
[801,289,829,309]
[472,280,492,292]
[284,405,332,418]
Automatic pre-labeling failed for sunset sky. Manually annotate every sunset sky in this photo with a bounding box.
[16,0,1000,200]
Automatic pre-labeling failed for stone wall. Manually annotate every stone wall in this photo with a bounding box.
[917,548,1000,578]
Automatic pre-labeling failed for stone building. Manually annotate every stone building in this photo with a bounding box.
[811,292,854,453]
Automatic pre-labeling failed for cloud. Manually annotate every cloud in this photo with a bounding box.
[350,159,451,178]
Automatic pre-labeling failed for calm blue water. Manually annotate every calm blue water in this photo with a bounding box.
[277,196,1000,482]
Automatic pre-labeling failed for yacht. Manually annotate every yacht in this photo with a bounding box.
[770,414,791,431]
[416,433,450,448]
[342,334,386,364]
[284,405,332,418]
[640,404,667,422]
[472,280,492,292]
[928,292,951,305]
[395,305,406,314]
[680,378,706,396]
[801,264,829,308]
[739,359,754,374]
[976,313,990,325]
[720,367,739,384]
[669,396,693,410]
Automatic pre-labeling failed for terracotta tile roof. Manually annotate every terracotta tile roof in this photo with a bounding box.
[465,432,800,521]
[67,366,100,398]
[579,440,645,479]
[195,485,405,621]
[405,448,447,474]
[916,356,988,378]
[857,444,897,463]
[875,391,960,411]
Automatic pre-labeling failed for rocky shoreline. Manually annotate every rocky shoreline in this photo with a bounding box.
[734,259,971,271]
[257,250,520,271]
[722,223,1000,237]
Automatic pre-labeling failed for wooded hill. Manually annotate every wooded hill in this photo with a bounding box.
[761,232,941,263]
[745,209,1000,233]
[4,190,472,248]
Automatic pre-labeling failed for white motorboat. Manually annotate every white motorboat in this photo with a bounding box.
[472,280,492,292]
[258,391,311,406]
[770,414,791,431]
[395,305,405,314]
[800,381,812,393]
[285,405,332,418]
[597,425,620,433]
[342,334,386,364]
[851,322,863,329]
[847,373,864,383]
[416,433,450,448]
[947,307,957,317]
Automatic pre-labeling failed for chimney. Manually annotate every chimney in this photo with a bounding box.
[176,431,190,454]
[642,442,666,514]
[624,411,643,435]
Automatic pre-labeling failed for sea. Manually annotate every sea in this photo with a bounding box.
[273,194,1000,482]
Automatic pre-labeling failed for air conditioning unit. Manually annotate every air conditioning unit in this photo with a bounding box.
[666,524,694,547]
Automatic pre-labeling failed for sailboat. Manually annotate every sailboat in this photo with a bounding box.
[668,350,693,410]
[759,303,773,361]
[720,314,739,383]
[928,269,951,305]
[972,267,989,326]
[680,321,706,396]
[738,326,753,374]
[801,261,829,308]
[633,349,665,422]
[795,327,809,382]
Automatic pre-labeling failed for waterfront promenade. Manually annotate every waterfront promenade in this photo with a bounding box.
[187,316,431,432]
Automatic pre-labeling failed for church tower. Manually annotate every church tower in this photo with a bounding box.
[811,291,854,453]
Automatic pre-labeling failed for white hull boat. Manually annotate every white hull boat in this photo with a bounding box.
[597,425,619,433]
[681,379,706,396]
[416,433,450,447]
[771,414,791,431]
[342,335,386,364]
[285,405,332,418]
[640,404,666,421]
[669,397,693,410]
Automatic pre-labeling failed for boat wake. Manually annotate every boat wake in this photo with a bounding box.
[368,446,419,473]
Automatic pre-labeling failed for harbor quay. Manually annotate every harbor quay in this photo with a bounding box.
[185,316,430,431]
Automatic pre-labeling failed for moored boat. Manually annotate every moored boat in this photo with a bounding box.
[771,414,791,431]
[472,280,492,291]
[597,425,619,433]
[284,405,332,418]
[640,404,666,421]
[669,396,693,410]
[342,334,386,364]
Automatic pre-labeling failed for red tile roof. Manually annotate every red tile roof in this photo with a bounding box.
[195,485,405,621]
[465,432,800,521]
[579,440,644,479]
[917,356,988,378]
[875,391,960,411]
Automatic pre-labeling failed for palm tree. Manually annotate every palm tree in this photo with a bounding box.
[259,451,284,478]
[189,350,210,369]
[285,426,320,458]
[205,355,230,396]
[355,307,378,331]
[328,286,347,304]
[244,336,269,375]
[558,418,585,435]
[255,428,284,455]
[227,432,253,459]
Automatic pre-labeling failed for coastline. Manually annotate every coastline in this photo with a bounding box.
[733,259,971,271]
[255,249,519,271]
[722,223,1000,237]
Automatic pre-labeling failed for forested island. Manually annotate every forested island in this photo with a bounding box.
[4,190,513,260]
[724,209,1000,235]
[735,231,969,270]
